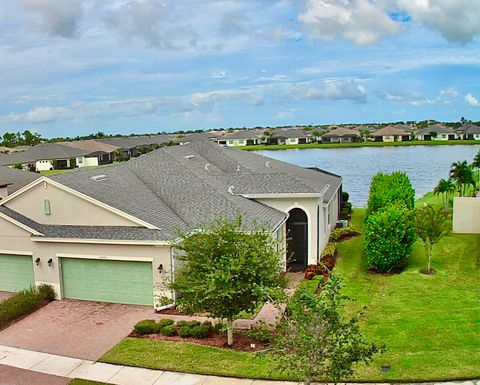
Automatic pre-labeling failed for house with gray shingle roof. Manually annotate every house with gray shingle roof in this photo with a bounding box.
[0,141,341,308]
[414,124,455,141]
[457,124,480,140]
[0,143,95,171]
[372,125,412,142]
[321,127,361,143]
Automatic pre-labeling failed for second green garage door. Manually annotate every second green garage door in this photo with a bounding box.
[61,258,153,306]
[0,254,35,292]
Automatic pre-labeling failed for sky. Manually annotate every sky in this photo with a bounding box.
[0,0,479,137]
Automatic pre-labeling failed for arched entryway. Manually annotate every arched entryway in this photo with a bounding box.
[286,208,308,271]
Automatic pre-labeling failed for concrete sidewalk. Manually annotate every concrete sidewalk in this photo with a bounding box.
[0,344,478,385]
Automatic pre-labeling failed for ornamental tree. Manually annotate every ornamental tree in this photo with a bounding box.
[415,205,450,274]
[272,274,383,385]
[170,216,286,346]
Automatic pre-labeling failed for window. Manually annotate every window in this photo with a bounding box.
[44,199,51,215]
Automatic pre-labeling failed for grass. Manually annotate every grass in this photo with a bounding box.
[336,209,480,382]
[69,380,106,385]
[39,168,75,175]
[100,207,479,382]
[100,338,289,381]
[241,140,480,151]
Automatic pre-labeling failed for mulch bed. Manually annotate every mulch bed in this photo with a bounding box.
[130,331,269,352]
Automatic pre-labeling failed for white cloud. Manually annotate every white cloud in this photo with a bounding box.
[298,0,398,45]
[21,0,84,38]
[9,106,59,123]
[273,108,296,120]
[301,78,367,102]
[396,0,480,44]
[382,87,458,105]
[465,93,479,107]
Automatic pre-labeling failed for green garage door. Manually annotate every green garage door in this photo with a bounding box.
[0,254,35,292]
[61,258,153,306]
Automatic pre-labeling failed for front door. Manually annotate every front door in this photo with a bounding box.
[286,208,308,271]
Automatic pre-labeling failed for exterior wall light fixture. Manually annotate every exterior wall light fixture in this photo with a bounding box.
[157,264,163,274]
[47,258,53,268]
[35,257,40,266]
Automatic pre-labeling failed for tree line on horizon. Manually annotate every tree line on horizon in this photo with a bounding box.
[1,117,479,148]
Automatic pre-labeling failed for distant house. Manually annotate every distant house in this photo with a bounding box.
[415,124,455,141]
[372,125,412,142]
[214,129,265,147]
[457,124,480,140]
[61,140,121,165]
[0,166,40,199]
[268,127,313,145]
[173,131,221,145]
[0,143,93,172]
[321,127,361,143]
[97,135,172,159]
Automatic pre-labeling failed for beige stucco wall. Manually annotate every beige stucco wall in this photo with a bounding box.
[453,197,480,234]
[255,192,339,265]
[6,181,139,227]
[0,216,172,308]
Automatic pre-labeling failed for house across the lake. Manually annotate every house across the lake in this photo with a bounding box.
[0,142,342,308]
[321,127,361,143]
[372,125,412,142]
[414,124,455,141]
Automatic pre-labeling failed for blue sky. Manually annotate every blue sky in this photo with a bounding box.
[0,0,479,137]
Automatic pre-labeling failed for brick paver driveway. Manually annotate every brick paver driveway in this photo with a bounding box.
[0,299,153,360]
[0,292,14,302]
[0,364,69,385]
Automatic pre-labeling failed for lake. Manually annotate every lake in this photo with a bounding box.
[255,145,480,207]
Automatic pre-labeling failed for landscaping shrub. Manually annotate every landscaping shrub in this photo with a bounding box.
[176,320,189,328]
[190,324,211,339]
[342,191,349,203]
[364,203,415,272]
[158,318,174,328]
[244,323,273,343]
[329,226,357,242]
[366,172,415,217]
[160,324,177,336]
[134,320,159,335]
[37,284,56,302]
[0,288,39,328]
[178,326,192,338]
[213,321,225,334]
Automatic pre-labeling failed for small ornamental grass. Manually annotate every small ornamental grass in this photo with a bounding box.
[0,285,56,328]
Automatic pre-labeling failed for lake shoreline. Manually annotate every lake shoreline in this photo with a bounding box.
[242,140,480,151]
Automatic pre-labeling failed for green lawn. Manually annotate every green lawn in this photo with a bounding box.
[241,140,480,151]
[69,380,106,385]
[336,209,480,382]
[99,208,480,382]
[39,169,75,175]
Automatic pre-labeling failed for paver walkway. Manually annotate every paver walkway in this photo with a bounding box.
[0,344,478,385]
[0,363,69,385]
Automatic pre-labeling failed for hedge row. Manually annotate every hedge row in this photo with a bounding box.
[364,172,416,272]
[134,319,216,339]
[0,285,56,328]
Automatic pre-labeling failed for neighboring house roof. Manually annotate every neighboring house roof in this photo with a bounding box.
[97,135,173,149]
[373,125,411,136]
[11,145,32,152]
[60,139,121,154]
[42,142,340,240]
[322,127,360,138]
[219,129,266,140]
[460,124,480,134]
[415,124,454,135]
[0,167,40,194]
[0,143,90,166]
[174,131,222,143]
[272,127,311,139]
[0,146,12,154]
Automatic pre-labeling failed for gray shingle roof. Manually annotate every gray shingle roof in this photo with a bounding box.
[0,205,166,240]
[0,167,41,193]
[3,142,340,242]
[0,143,90,165]
[415,124,454,135]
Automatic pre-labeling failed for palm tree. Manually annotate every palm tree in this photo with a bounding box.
[450,160,476,197]
[472,150,480,186]
[433,178,455,212]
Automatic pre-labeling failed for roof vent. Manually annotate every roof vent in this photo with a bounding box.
[204,163,210,171]
[185,155,195,159]
[265,161,271,168]
[236,165,241,172]
[90,174,108,182]
[228,185,235,195]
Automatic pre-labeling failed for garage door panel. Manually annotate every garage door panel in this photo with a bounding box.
[0,254,35,292]
[61,258,153,306]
